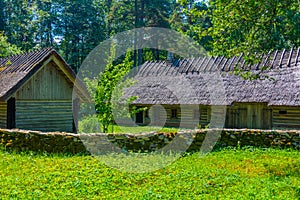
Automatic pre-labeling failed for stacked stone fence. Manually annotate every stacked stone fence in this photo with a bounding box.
[0,128,299,154]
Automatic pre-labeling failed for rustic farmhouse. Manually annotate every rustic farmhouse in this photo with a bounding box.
[125,48,300,130]
[0,48,87,132]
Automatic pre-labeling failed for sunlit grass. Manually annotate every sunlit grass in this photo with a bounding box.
[106,125,179,134]
[78,115,179,133]
[0,147,299,199]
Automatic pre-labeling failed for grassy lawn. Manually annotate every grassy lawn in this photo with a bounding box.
[80,124,179,134]
[78,115,180,133]
[0,148,299,199]
[104,125,179,134]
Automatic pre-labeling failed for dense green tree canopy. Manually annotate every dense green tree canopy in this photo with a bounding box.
[171,0,212,51]
[208,0,300,58]
[0,32,21,57]
[1,0,300,67]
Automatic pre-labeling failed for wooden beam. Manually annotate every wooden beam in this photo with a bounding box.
[287,48,293,67]
[234,53,244,70]
[270,50,279,69]
[227,56,236,71]
[221,57,229,71]
[203,57,213,72]
[196,57,207,72]
[278,49,286,68]
[262,50,271,69]
[295,47,300,66]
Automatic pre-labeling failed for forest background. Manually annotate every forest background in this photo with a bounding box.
[1,0,300,71]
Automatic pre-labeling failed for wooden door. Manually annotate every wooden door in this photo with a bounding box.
[237,108,247,128]
[225,107,247,128]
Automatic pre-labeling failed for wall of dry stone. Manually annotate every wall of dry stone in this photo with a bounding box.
[0,128,299,154]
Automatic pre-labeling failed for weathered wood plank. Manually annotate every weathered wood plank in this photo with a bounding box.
[15,100,73,132]
[225,103,270,129]
[15,62,73,100]
[0,101,7,128]
[272,106,300,129]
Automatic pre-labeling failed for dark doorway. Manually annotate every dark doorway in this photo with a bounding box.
[7,98,16,129]
[136,111,143,124]
[72,98,80,133]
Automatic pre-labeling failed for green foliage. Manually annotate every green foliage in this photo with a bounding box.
[2,0,38,51]
[171,0,212,50]
[1,0,177,70]
[54,0,107,71]
[0,32,21,58]
[197,123,210,129]
[94,45,134,133]
[1,0,107,71]
[78,114,100,133]
[172,0,300,68]
[2,0,300,74]
[208,0,300,58]
[0,148,299,199]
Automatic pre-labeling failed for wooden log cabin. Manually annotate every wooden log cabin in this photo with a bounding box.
[124,48,300,130]
[0,48,88,132]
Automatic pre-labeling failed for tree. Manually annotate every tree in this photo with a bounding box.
[0,0,5,31]
[208,0,300,59]
[109,0,175,64]
[142,0,174,61]
[54,0,107,72]
[35,0,57,48]
[2,0,38,51]
[0,32,21,57]
[1,0,108,71]
[171,0,212,51]
[95,45,134,133]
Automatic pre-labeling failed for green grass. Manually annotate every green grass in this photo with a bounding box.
[0,148,299,199]
[105,125,179,134]
[78,115,179,133]
[80,124,179,134]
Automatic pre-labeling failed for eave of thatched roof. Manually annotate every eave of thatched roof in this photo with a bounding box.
[124,48,300,106]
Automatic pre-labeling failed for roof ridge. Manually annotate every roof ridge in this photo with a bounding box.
[0,46,55,62]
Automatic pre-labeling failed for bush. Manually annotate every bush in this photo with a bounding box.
[78,115,100,133]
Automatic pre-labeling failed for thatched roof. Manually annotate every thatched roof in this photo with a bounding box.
[124,48,300,106]
[0,47,88,101]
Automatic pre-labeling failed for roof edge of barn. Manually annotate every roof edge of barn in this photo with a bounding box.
[0,47,90,102]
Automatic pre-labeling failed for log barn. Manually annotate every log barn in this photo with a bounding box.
[125,48,300,130]
[0,48,87,132]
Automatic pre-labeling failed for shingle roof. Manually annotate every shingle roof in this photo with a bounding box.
[0,47,77,101]
[124,48,300,106]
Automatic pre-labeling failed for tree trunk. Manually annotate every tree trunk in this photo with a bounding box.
[0,0,5,31]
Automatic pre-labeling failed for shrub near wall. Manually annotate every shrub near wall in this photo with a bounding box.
[0,128,299,154]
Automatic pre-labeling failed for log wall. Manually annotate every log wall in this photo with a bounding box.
[135,104,210,128]
[272,106,300,129]
[134,103,300,130]
[15,100,73,132]
[0,101,7,128]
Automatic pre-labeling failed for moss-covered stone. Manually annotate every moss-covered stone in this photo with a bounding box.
[0,128,299,154]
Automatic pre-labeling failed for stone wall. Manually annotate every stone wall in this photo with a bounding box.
[0,128,299,154]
